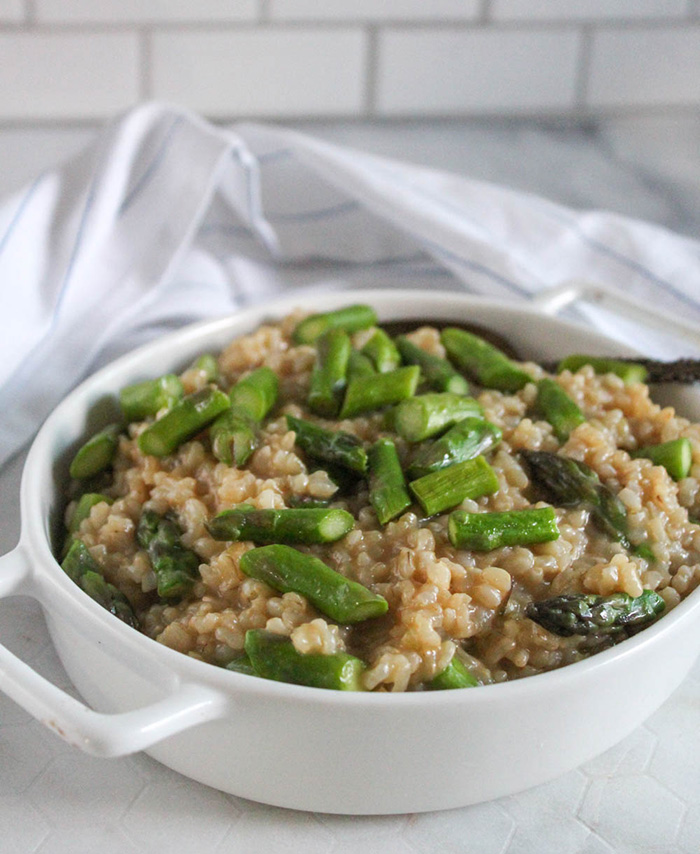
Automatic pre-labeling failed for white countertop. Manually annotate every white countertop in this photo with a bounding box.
[1,114,699,854]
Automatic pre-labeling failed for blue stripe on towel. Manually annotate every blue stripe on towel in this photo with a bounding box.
[0,174,44,258]
[119,116,184,216]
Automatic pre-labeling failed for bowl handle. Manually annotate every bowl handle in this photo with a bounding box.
[0,545,229,757]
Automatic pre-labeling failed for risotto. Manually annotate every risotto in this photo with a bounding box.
[59,305,700,692]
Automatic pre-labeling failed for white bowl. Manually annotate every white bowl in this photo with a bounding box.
[2,289,700,815]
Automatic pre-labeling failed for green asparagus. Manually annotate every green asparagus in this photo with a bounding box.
[308,329,351,417]
[339,365,420,418]
[408,416,501,479]
[138,386,230,457]
[224,653,258,677]
[136,509,200,600]
[361,328,401,373]
[441,327,532,392]
[286,415,368,474]
[119,374,184,422]
[527,590,665,637]
[631,437,693,481]
[427,656,479,690]
[191,353,220,383]
[210,409,257,466]
[244,629,366,690]
[293,304,378,345]
[394,393,482,443]
[239,544,388,623]
[534,378,585,442]
[228,366,279,423]
[448,507,560,551]
[207,506,354,545]
[395,335,470,395]
[409,455,499,517]
[69,423,121,479]
[557,355,648,385]
[368,438,412,524]
[286,495,332,509]
[67,493,113,535]
[347,350,376,380]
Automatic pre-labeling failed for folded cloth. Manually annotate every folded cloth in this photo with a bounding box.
[1,101,699,468]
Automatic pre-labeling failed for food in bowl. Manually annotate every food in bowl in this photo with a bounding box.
[59,304,700,692]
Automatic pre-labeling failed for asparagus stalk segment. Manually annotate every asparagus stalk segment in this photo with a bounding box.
[396,335,470,395]
[191,353,220,384]
[441,327,532,392]
[361,328,401,373]
[69,423,121,479]
[347,350,376,380]
[229,366,279,423]
[225,653,258,677]
[308,329,351,417]
[394,393,483,443]
[368,438,412,525]
[137,509,200,600]
[287,495,332,509]
[409,455,499,517]
[286,415,368,474]
[408,416,501,479]
[67,493,113,535]
[293,304,378,345]
[210,409,257,466]
[631,437,693,481]
[340,365,420,419]
[239,544,388,623]
[449,507,559,551]
[527,590,665,637]
[534,378,585,442]
[427,656,479,690]
[119,374,184,422]
[557,355,648,385]
[207,507,354,545]
[244,629,366,690]
[138,386,230,457]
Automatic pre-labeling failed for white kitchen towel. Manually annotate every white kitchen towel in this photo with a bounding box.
[1,101,700,468]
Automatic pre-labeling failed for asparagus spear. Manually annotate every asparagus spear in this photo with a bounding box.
[395,335,470,395]
[239,544,388,623]
[394,393,483,443]
[441,328,532,392]
[409,455,499,517]
[61,539,139,628]
[137,509,200,600]
[339,365,420,418]
[408,416,501,479]
[207,507,354,545]
[293,304,378,345]
[67,493,113,535]
[224,653,258,677]
[138,386,230,457]
[557,355,648,385]
[308,329,351,417]
[210,410,257,466]
[526,590,665,637]
[286,495,332,509]
[534,378,585,442]
[448,507,559,551]
[229,366,279,423]
[191,353,220,384]
[119,374,184,422]
[286,415,368,474]
[244,629,366,690]
[368,438,412,524]
[69,423,121,479]
[631,437,693,481]
[347,350,376,380]
[427,656,479,690]
[361,328,401,373]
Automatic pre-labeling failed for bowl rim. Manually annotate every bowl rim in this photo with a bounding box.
[20,287,700,707]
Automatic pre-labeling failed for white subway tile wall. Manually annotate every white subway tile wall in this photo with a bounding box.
[0,0,698,120]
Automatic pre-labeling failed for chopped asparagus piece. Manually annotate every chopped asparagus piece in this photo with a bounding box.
[408,416,501,479]
[207,507,354,545]
[631,438,693,481]
[340,365,420,418]
[119,374,184,422]
[191,353,220,383]
[361,328,401,373]
[394,393,483,443]
[292,304,378,345]
[286,495,332,509]
[448,507,559,551]
[244,629,366,690]
[557,355,648,384]
[527,590,665,637]
[347,350,376,380]
[286,415,368,474]
[368,438,412,525]
[239,544,388,623]
[69,423,121,479]
[409,455,499,517]
[396,335,469,395]
[534,378,585,442]
[308,329,351,417]
[67,493,113,535]
[138,386,230,457]
[427,656,479,690]
[441,327,532,392]
[61,537,100,584]
[225,653,258,677]
[137,509,200,600]
[228,366,279,423]
[210,409,257,466]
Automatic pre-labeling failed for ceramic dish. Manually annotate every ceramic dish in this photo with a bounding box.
[1,288,699,815]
